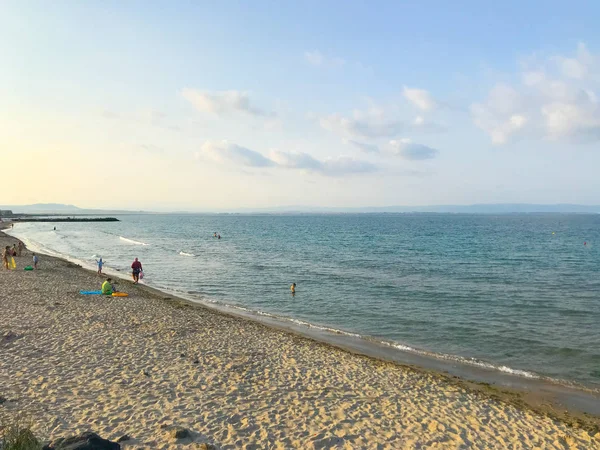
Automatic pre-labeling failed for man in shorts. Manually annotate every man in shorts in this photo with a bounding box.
[131,258,143,284]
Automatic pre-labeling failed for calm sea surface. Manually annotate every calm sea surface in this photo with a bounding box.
[8,213,600,389]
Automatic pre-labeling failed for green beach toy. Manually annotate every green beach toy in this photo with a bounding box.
[24,265,33,271]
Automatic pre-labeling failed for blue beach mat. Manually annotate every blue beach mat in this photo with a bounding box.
[79,290,102,295]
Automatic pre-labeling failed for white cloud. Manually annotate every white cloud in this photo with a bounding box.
[198,141,275,167]
[553,42,594,80]
[271,150,376,175]
[305,50,345,67]
[181,89,271,117]
[471,43,600,144]
[403,87,437,111]
[388,139,439,160]
[197,141,377,176]
[348,140,379,153]
[320,111,405,139]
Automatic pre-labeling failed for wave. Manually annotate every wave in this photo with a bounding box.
[119,236,149,246]
[179,251,196,257]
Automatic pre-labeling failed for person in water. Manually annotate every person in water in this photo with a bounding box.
[290,283,296,295]
[96,257,104,275]
[131,258,143,284]
[213,232,217,238]
[217,234,221,240]
[101,278,114,295]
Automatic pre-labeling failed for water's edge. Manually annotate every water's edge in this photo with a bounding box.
[4,228,600,420]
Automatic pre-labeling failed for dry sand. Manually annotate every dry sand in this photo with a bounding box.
[0,232,599,449]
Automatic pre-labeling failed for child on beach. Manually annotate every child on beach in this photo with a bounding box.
[96,257,104,274]
[101,278,115,295]
[33,253,39,269]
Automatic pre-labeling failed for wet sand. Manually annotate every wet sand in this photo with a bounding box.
[1,232,599,449]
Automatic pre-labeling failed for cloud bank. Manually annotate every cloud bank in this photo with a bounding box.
[197,141,376,176]
[471,43,600,144]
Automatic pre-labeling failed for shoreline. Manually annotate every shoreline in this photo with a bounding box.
[6,229,600,410]
[1,229,600,447]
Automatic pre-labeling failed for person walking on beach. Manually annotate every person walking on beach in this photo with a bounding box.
[131,258,143,284]
[96,257,104,275]
[33,253,39,269]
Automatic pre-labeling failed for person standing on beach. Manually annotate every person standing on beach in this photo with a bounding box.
[17,241,24,257]
[33,253,39,269]
[131,258,143,284]
[2,246,10,269]
[96,257,104,275]
[11,244,17,257]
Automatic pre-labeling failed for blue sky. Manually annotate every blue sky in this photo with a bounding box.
[2,1,600,210]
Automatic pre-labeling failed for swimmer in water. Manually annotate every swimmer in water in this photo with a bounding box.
[290,283,296,295]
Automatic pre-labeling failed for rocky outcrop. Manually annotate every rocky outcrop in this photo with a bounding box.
[42,432,120,449]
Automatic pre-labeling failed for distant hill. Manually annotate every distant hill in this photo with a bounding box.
[2,203,599,215]
[231,204,600,214]
[0,203,146,215]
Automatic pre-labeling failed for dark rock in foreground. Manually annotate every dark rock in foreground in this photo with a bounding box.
[43,432,120,450]
[169,426,191,439]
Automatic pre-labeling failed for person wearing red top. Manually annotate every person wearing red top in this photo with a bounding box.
[131,258,143,284]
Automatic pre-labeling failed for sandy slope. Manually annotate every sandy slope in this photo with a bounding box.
[0,233,598,449]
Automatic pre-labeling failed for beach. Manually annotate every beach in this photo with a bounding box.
[1,231,599,449]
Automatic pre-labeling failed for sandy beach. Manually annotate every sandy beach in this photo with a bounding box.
[1,232,599,449]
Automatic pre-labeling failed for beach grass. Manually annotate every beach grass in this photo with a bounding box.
[0,414,40,450]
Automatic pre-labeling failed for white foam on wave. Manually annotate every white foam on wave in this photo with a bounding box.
[179,251,195,257]
[384,341,539,379]
[119,236,149,246]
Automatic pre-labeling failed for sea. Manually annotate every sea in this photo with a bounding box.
[7,213,600,392]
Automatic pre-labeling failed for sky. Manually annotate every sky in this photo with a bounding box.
[1,1,600,211]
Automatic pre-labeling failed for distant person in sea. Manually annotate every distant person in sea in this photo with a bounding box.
[32,253,39,269]
[53,226,56,231]
[101,278,114,295]
[213,232,217,238]
[218,234,221,240]
[17,241,24,257]
[96,257,104,275]
[131,258,143,284]
[290,283,296,295]
[2,246,10,269]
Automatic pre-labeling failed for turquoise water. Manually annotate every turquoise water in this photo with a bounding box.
[9,213,600,389]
